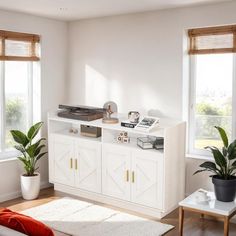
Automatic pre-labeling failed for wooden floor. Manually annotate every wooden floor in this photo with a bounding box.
[1,188,236,235]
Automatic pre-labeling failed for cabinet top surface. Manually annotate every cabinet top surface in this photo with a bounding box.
[179,189,236,216]
[48,111,185,136]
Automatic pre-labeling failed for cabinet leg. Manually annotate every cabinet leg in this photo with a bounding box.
[179,207,184,236]
[224,216,229,236]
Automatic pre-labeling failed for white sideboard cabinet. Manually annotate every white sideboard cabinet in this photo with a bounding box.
[48,112,186,218]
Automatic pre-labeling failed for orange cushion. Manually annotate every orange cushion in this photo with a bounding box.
[0,208,54,236]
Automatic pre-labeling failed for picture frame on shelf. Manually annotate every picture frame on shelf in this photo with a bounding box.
[134,116,160,132]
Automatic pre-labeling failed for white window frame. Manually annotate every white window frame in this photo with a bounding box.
[189,53,236,157]
[0,61,40,160]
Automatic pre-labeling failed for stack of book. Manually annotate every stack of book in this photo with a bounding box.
[121,120,137,128]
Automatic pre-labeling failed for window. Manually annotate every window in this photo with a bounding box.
[189,25,236,156]
[0,30,40,159]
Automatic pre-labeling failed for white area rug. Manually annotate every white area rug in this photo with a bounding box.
[22,198,174,236]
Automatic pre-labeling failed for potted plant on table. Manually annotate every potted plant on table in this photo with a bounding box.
[10,122,47,200]
[194,126,236,202]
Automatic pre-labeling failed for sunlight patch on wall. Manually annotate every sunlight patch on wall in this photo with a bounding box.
[85,65,108,107]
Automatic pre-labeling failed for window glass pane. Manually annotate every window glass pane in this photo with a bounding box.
[5,40,31,57]
[194,54,233,150]
[5,61,30,149]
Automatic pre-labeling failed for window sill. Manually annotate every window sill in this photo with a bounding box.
[0,157,18,163]
[0,150,20,162]
[186,153,213,161]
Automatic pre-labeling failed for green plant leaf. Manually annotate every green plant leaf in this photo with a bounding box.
[222,147,227,157]
[27,122,43,141]
[200,161,222,175]
[34,144,46,156]
[232,160,236,166]
[227,140,236,160]
[10,130,29,147]
[215,126,228,148]
[228,166,236,175]
[18,156,27,165]
[205,146,226,171]
[14,145,26,153]
[193,169,207,175]
[200,161,217,170]
[26,144,37,158]
[229,150,236,160]
[36,152,47,161]
[33,138,46,149]
[25,138,46,157]
[193,168,218,176]
[18,156,32,175]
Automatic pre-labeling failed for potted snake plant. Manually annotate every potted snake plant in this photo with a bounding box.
[194,126,236,202]
[10,122,47,200]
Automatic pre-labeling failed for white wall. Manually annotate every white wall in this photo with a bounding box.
[0,10,68,202]
[67,1,236,195]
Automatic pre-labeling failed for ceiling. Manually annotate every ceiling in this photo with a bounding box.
[0,0,231,21]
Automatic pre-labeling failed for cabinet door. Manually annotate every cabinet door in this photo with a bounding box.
[102,144,131,201]
[75,139,102,193]
[131,150,164,209]
[52,135,75,187]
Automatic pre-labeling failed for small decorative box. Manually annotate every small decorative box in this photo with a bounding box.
[153,137,164,150]
[137,137,154,149]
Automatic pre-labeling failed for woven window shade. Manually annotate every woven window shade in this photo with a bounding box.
[0,30,40,61]
[188,25,236,54]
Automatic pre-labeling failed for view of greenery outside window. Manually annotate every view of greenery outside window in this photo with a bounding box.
[0,61,34,155]
[5,61,31,149]
[190,53,233,154]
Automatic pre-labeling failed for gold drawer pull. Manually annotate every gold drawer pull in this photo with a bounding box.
[126,170,129,182]
[132,171,135,183]
[75,159,78,170]
[70,158,73,169]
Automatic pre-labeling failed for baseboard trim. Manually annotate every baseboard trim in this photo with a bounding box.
[0,181,52,203]
[0,190,22,203]
[40,181,53,190]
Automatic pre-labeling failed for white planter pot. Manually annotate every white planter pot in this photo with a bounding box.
[21,173,40,200]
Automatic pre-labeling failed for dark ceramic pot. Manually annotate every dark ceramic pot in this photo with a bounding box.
[212,175,236,202]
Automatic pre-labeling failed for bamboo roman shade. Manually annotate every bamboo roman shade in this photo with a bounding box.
[188,25,236,54]
[0,30,40,61]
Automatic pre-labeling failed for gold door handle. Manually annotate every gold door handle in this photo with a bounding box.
[70,158,73,169]
[132,171,135,183]
[75,159,78,170]
[126,170,129,182]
